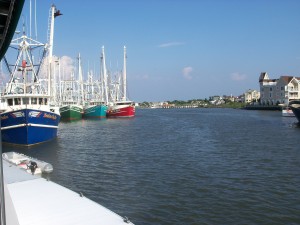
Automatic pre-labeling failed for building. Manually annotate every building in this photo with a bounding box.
[244,89,260,104]
[259,72,300,105]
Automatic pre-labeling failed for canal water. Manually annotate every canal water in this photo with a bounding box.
[3,108,300,225]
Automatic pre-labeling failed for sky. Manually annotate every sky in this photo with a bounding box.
[8,0,300,102]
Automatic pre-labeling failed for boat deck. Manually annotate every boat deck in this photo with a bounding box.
[3,160,133,225]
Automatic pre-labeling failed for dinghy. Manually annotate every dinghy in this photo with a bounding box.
[2,151,53,175]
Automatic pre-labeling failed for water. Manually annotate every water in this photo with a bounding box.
[3,108,300,225]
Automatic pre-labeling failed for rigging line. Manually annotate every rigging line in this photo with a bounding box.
[3,57,12,76]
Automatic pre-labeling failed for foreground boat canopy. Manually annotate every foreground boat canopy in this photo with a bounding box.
[0,0,25,59]
[3,160,134,225]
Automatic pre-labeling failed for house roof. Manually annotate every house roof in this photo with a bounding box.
[259,73,300,84]
[280,76,294,84]
[259,72,268,82]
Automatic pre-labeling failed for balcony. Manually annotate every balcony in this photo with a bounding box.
[287,87,299,92]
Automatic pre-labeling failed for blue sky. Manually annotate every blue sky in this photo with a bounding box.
[15,0,300,102]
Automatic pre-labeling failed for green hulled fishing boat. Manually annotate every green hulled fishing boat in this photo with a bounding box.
[59,103,83,121]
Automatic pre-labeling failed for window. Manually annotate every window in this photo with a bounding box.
[31,98,37,104]
[7,99,13,106]
[44,98,48,105]
[14,98,21,105]
[22,98,29,104]
[270,87,272,91]
[39,98,43,105]
[281,86,284,90]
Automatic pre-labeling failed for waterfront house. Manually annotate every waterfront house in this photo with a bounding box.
[209,96,225,105]
[259,72,300,105]
[244,89,260,104]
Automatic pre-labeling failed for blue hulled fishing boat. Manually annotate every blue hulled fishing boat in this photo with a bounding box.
[83,102,107,118]
[0,9,61,145]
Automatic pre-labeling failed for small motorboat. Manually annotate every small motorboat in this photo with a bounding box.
[2,152,53,175]
[282,107,295,117]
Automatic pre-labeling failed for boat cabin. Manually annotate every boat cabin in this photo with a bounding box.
[62,101,79,106]
[0,95,51,113]
[115,101,134,106]
[89,101,106,106]
[4,96,49,106]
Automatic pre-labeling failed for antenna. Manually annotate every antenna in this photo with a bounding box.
[22,16,25,35]
[35,0,37,40]
[123,46,127,101]
[30,0,32,38]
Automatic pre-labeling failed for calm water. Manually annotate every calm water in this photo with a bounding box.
[3,108,300,225]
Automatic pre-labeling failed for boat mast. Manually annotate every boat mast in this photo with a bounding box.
[122,46,127,101]
[90,71,94,100]
[102,46,108,104]
[78,53,84,105]
[47,5,55,97]
[47,5,61,99]
[57,58,61,105]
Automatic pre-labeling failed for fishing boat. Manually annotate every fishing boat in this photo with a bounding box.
[107,46,135,118]
[59,79,83,121]
[83,101,107,118]
[83,77,108,118]
[60,104,83,121]
[0,6,61,145]
[59,54,84,121]
[289,100,300,122]
[83,53,108,119]
[2,151,53,174]
[107,101,135,118]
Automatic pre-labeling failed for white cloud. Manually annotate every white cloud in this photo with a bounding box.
[158,42,185,48]
[39,55,75,80]
[231,72,247,81]
[135,74,149,80]
[58,56,76,80]
[182,66,193,80]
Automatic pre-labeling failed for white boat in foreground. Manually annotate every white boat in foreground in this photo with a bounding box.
[2,152,53,175]
[3,160,134,225]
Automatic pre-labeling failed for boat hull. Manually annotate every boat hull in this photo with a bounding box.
[290,107,300,121]
[60,105,82,121]
[1,109,60,145]
[107,105,135,118]
[289,101,300,122]
[83,105,107,118]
